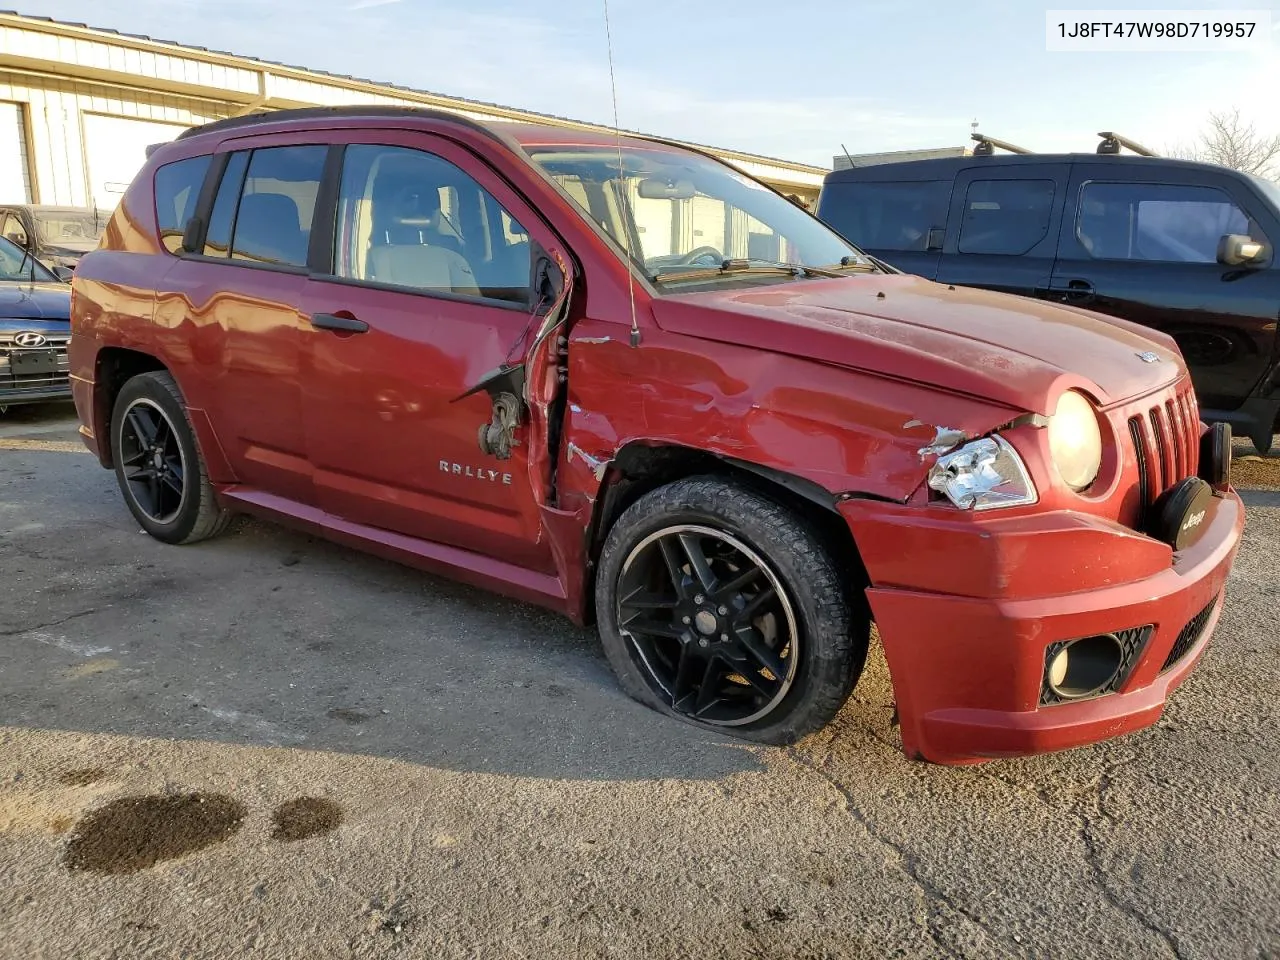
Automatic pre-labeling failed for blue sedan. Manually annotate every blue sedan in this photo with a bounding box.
[0,235,72,411]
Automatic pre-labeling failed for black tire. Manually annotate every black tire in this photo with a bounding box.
[110,370,230,545]
[595,475,869,745]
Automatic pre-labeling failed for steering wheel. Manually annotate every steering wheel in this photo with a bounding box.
[675,245,724,266]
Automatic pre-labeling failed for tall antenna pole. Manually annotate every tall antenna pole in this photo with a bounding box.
[602,0,641,348]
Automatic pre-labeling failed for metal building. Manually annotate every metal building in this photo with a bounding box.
[0,11,829,213]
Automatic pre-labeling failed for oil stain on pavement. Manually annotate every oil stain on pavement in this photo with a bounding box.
[63,793,246,874]
[270,797,344,842]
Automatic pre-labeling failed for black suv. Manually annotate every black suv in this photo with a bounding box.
[816,145,1280,453]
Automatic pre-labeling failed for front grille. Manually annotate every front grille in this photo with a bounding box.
[1040,625,1153,706]
[0,334,70,393]
[1161,594,1219,673]
[1127,383,1198,525]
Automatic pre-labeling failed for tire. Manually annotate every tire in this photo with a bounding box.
[594,475,869,745]
[110,370,230,544]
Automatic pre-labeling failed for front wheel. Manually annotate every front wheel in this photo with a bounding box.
[595,476,869,744]
[110,371,230,544]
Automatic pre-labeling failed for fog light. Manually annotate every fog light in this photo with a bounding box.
[1045,634,1123,700]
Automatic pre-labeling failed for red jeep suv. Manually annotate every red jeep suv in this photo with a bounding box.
[69,107,1244,763]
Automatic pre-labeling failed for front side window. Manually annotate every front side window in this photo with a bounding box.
[212,146,326,268]
[818,180,950,252]
[957,179,1055,256]
[154,155,212,254]
[528,147,869,288]
[1078,181,1253,263]
[332,144,531,303]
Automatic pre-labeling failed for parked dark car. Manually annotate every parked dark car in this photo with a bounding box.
[70,107,1242,764]
[0,234,72,410]
[816,153,1280,453]
[0,204,108,273]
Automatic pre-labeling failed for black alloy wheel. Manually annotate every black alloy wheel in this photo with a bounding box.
[117,398,186,524]
[616,524,799,726]
[110,371,230,544]
[596,476,869,744]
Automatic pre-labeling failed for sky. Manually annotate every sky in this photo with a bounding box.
[31,0,1280,168]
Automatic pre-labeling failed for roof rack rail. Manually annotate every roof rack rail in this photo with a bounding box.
[1097,131,1157,157]
[970,133,1033,156]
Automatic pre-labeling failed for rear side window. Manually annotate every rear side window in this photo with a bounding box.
[197,145,326,268]
[957,179,1056,256]
[819,180,949,252]
[1077,181,1251,262]
[154,155,211,254]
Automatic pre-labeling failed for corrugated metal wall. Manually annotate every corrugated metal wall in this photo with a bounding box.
[0,71,231,205]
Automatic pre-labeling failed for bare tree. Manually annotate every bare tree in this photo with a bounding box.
[1170,108,1280,179]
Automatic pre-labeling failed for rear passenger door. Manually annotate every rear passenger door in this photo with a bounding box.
[1050,165,1280,412]
[157,136,326,506]
[935,165,1069,298]
[298,131,561,573]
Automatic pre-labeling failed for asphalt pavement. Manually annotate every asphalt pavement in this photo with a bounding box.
[1,402,1277,960]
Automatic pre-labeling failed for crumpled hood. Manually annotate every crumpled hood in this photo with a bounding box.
[0,282,72,323]
[650,274,1182,415]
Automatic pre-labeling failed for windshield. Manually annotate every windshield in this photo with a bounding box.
[527,146,871,286]
[35,211,105,246]
[0,235,57,282]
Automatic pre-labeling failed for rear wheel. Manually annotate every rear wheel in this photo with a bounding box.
[595,475,868,744]
[110,371,230,544]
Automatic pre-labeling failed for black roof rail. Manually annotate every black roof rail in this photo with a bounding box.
[970,133,1033,156]
[174,105,503,143]
[1097,131,1158,157]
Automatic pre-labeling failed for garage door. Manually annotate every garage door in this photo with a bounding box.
[0,102,32,204]
[82,113,188,212]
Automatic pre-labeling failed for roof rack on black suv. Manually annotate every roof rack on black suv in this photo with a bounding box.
[817,145,1280,453]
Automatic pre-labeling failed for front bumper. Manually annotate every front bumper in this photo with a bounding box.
[0,383,72,406]
[842,489,1245,765]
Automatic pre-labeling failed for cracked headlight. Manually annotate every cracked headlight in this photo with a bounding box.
[927,436,1038,511]
[1048,390,1102,491]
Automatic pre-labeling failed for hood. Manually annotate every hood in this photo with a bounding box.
[0,282,72,324]
[650,274,1181,415]
[45,241,96,257]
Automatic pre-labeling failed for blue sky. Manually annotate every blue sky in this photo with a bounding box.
[34,0,1280,167]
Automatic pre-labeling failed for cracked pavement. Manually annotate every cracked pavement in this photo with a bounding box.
[1,404,1277,960]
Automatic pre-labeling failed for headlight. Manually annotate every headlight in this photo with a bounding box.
[927,436,1037,511]
[1048,390,1102,491]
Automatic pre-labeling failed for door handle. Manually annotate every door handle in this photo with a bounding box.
[1049,279,1095,303]
[310,312,369,333]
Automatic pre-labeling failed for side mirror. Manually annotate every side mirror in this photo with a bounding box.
[6,232,26,246]
[1217,233,1267,266]
[52,265,74,282]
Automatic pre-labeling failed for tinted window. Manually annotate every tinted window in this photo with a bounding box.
[333,144,531,303]
[957,179,1055,255]
[154,155,211,254]
[818,180,950,252]
[203,151,249,258]
[2,213,26,246]
[1078,181,1252,262]
[227,146,326,268]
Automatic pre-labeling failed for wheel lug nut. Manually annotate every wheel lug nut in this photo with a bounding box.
[717,605,728,616]
[681,616,691,625]
[698,638,709,648]
[720,633,728,642]
[694,594,704,604]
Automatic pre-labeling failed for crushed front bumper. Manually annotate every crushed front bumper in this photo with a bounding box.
[841,489,1244,764]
